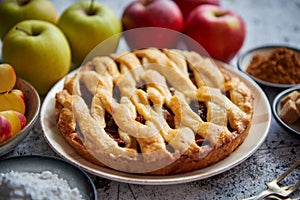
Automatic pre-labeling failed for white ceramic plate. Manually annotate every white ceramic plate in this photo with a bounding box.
[237,45,300,88]
[41,64,271,185]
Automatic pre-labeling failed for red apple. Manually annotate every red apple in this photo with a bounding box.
[0,110,26,144]
[17,111,27,129]
[0,114,13,143]
[184,5,246,62]
[122,0,184,49]
[173,0,220,19]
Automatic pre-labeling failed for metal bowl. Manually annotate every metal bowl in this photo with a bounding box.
[237,45,300,89]
[0,155,97,200]
[0,78,40,156]
[272,85,300,135]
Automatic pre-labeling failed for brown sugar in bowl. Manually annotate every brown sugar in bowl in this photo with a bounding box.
[237,45,300,88]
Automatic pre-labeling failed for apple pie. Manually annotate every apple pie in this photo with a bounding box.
[55,48,254,175]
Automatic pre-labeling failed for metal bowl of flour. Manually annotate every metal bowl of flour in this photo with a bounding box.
[0,155,97,200]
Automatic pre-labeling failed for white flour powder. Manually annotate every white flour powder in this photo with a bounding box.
[0,170,85,200]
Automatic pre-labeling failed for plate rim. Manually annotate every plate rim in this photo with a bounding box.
[40,62,272,185]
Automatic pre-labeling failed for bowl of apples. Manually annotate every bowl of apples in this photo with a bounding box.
[0,64,40,156]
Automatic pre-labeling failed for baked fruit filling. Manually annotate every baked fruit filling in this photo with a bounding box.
[55,48,254,175]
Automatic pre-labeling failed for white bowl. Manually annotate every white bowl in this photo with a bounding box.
[0,78,40,156]
[237,45,300,88]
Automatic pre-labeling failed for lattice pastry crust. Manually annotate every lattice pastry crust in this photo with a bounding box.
[55,48,254,175]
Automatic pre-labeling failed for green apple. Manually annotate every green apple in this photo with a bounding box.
[0,0,58,40]
[0,89,26,114]
[57,1,122,68]
[2,19,71,95]
[0,63,16,93]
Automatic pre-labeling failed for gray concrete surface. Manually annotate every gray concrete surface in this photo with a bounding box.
[2,0,300,199]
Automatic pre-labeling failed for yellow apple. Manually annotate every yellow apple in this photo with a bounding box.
[0,89,26,114]
[2,19,71,95]
[57,1,122,68]
[0,63,16,93]
[0,110,26,143]
[0,0,58,40]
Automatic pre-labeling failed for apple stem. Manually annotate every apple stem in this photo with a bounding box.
[143,0,154,6]
[215,12,227,17]
[16,27,32,36]
[88,0,96,15]
[17,0,30,6]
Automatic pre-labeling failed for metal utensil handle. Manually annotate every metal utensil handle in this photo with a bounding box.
[243,159,300,200]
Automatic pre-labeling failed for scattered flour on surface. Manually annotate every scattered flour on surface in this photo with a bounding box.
[0,170,85,200]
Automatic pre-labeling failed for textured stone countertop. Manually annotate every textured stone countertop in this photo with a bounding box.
[1,0,300,199]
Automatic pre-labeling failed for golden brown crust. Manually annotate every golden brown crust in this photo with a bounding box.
[54,48,254,175]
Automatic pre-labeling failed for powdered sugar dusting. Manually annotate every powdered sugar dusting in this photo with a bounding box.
[0,170,85,200]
